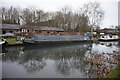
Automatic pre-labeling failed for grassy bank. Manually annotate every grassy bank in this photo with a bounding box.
[106,65,120,78]
[5,38,32,44]
[6,39,22,44]
[93,37,99,41]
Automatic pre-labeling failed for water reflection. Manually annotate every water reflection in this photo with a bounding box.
[90,41,119,54]
[2,41,120,78]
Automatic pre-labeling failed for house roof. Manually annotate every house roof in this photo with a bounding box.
[0,24,22,29]
[30,26,64,31]
[0,24,64,31]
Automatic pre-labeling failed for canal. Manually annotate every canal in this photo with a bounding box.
[2,41,120,78]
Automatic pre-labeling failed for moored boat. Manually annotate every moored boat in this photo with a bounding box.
[23,32,93,44]
[99,34,119,41]
[0,39,8,45]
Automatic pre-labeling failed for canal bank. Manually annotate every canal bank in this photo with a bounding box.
[84,50,120,78]
[106,65,120,78]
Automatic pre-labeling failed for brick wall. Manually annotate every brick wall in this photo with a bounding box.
[20,26,33,32]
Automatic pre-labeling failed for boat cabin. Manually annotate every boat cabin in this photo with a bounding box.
[99,34,119,41]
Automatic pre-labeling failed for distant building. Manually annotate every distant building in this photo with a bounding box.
[99,28,119,35]
[29,26,65,35]
[0,24,22,37]
[0,24,65,37]
[1,24,86,38]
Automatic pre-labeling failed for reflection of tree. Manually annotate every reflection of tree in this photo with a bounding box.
[22,59,46,73]
[55,59,72,75]
[2,47,21,62]
[18,50,47,73]
[70,56,86,71]
[3,46,47,73]
[54,49,89,76]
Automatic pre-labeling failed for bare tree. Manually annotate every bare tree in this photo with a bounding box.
[53,6,73,31]
[52,6,90,32]
[1,3,104,32]
[1,7,6,22]
[83,2,104,30]
[74,13,89,32]
[20,8,32,25]
[20,8,49,25]
[1,6,20,24]
[12,8,20,24]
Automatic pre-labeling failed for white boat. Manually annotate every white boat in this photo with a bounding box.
[0,39,7,45]
[99,35,119,41]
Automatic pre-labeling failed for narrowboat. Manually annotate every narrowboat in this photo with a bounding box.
[99,34,119,41]
[23,32,93,44]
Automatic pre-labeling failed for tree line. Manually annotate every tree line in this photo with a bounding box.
[1,2,104,32]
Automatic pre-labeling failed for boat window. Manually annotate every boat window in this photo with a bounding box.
[113,36,117,38]
[102,36,104,38]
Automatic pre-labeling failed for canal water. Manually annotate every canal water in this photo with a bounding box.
[1,41,120,78]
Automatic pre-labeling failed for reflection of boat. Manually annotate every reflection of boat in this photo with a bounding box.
[99,41,118,46]
[99,35,119,41]
[23,43,92,55]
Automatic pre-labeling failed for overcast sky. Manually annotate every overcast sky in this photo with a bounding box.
[0,0,119,28]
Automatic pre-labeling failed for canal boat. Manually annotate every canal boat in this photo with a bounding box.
[99,34,119,41]
[23,32,93,44]
[0,39,7,45]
